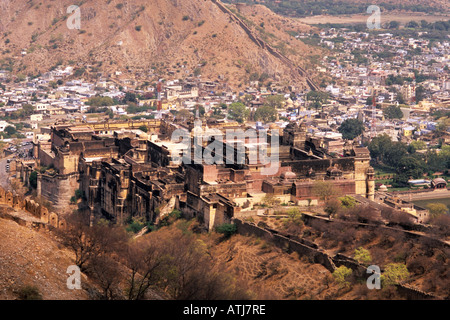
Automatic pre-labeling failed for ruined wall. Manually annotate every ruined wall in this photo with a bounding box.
[0,186,66,230]
[233,219,336,273]
[234,217,442,299]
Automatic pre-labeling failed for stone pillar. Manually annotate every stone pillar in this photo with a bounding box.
[37,174,42,198]
[366,167,375,201]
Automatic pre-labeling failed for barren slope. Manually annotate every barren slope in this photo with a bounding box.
[0,212,89,300]
[0,0,318,88]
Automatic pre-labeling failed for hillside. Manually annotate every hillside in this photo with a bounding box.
[0,207,90,300]
[2,205,448,300]
[0,0,319,89]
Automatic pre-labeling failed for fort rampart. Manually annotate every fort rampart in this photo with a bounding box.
[0,186,66,230]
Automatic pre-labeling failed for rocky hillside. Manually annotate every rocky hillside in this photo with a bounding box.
[0,207,90,300]
[0,0,319,88]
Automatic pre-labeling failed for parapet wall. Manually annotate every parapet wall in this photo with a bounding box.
[0,186,66,230]
[233,218,336,273]
[233,217,441,300]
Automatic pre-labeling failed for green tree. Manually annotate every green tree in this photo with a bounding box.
[406,20,419,28]
[383,105,403,119]
[307,91,329,107]
[408,140,426,153]
[262,193,281,207]
[338,118,364,140]
[366,96,375,106]
[86,96,115,107]
[368,134,392,162]
[396,156,425,179]
[123,92,137,104]
[21,104,35,118]
[384,142,408,167]
[215,223,237,238]
[29,171,38,189]
[354,247,372,264]
[396,92,406,105]
[415,85,426,103]
[126,217,146,234]
[4,126,16,136]
[176,109,192,121]
[381,263,409,287]
[435,117,450,137]
[159,209,182,227]
[228,102,249,123]
[240,94,254,106]
[388,21,400,29]
[264,95,284,109]
[332,266,352,288]
[286,207,303,226]
[426,203,449,219]
[254,105,277,123]
[339,195,356,208]
[139,125,148,133]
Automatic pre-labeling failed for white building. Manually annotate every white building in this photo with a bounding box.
[0,120,12,132]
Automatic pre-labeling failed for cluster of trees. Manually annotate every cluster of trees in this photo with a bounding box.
[385,72,434,87]
[227,95,284,124]
[333,250,409,290]
[307,91,329,110]
[369,134,450,186]
[3,104,36,120]
[60,213,251,300]
[224,1,441,18]
[1,123,28,139]
[85,96,117,114]
[85,92,159,117]
[405,19,450,31]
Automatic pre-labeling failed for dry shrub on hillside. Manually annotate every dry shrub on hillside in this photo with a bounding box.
[381,207,415,228]
[124,221,252,300]
[337,204,380,224]
[431,214,450,237]
[407,255,429,276]
[59,213,128,272]
[86,255,124,300]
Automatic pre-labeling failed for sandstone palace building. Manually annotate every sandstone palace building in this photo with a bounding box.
[16,118,375,231]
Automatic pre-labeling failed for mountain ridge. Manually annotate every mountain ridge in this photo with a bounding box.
[0,0,320,89]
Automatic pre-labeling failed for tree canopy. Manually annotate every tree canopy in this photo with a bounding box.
[227,102,249,124]
[383,105,403,119]
[426,203,449,219]
[254,105,277,123]
[338,118,364,140]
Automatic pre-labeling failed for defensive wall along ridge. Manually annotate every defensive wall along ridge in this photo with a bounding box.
[233,216,442,300]
[0,186,66,230]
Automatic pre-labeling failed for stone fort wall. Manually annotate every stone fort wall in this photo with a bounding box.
[233,217,441,300]
[0,186,66,230]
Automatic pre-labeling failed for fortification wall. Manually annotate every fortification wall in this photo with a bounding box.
[233,218,336,273]
[233,217,442,299]
[0,186,66,230]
